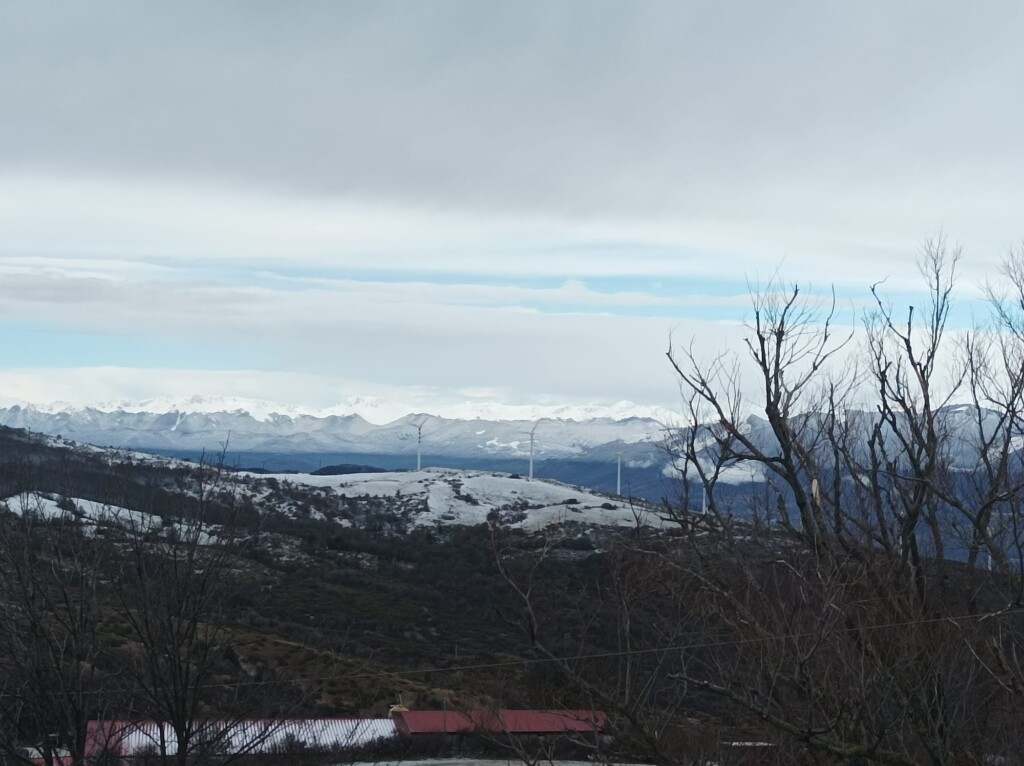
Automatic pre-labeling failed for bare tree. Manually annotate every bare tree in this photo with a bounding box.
[105,453,300,766]
[500,239,1024,764]
[0,489,113,766]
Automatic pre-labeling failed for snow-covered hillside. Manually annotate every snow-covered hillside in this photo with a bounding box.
[254,468,669,531]
[2,467,669,536]
[0,491,221,543]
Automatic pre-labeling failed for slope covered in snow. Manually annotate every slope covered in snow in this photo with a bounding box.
[255,468,669,531]
[0,491,222,543]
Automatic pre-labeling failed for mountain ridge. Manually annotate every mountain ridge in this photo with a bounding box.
[0,395,680,426]
[0,400,670,461]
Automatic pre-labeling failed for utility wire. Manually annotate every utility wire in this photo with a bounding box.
[6,605,1022,698]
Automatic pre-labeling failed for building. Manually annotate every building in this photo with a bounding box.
[84,718,397,762]
[390,709,606,758]
[392,709,606,736]
[81,710,605,762]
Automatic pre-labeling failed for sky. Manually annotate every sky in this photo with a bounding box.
[1,1,1023,414]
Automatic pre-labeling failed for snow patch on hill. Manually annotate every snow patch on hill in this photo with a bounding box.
[259,468,670,531]
[0,492,221,543]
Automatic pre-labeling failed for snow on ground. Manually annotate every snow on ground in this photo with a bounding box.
[1,493,219,542]
[3,493,155,526]
[39,433,176,465]
[255,468,669,531]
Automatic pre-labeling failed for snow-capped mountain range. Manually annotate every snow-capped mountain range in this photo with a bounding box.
[0,396,675,459]
[10,395,679,426]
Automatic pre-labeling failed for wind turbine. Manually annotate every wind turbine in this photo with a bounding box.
[528,420,542,480]
[616,442,622,496]
[413,418,425,471]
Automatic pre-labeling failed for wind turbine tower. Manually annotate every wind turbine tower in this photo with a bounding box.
[415,420,424,471]
[528,420,541,480]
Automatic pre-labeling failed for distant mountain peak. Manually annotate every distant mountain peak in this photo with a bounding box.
[0,398,671,461]
[3,395,678,426]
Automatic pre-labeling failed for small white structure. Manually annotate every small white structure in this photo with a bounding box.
[86,718,397,760]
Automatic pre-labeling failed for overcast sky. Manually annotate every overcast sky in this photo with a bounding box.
[1,1,1023,413]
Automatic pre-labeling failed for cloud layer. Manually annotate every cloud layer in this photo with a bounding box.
[1,2,1021,410]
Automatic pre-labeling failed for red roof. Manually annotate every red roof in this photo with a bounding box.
[394,710,605,735]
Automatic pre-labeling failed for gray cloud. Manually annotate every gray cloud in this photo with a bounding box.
[0,265,691,403]
[1,2,1022,409]
[4,1,1024,233]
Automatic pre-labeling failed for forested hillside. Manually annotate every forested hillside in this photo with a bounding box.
[0,425,724,764]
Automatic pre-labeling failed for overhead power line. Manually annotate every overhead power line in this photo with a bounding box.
[8,605,1022,699]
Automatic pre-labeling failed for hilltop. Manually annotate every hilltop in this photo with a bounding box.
[0,423,683,718]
